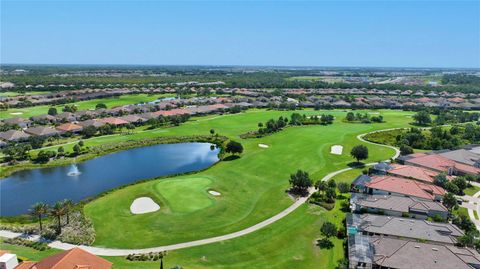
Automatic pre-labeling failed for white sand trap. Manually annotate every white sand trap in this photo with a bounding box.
[208,190,221,196]
[331,145,343,155]
[10,112,23,115]
[130,197,160,214]
[258,144,269,148]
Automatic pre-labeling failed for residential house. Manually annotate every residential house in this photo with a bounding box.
[24,126,59,137]
[404,153,480,176]
[370,162,393,175]
[348,235,480,269]
[55,112,76,123]
[350,193,448,219]
[2,118,31,129]
[347,213,463,244]
[387,164,442,185]
[30,114,56,124]
[0,130,30,142]
[119,115,147,124]
[364,175,445,201]
[77,119,106,128]
[438,147,480,168]
[13,247,112,269]
[98,117,129,126]
[56,123,83,134]
[351,174,372,192]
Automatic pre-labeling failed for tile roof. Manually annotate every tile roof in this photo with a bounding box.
[77,119,105,128]
[24,126,59,136]
[56,123,83,132]
[348,213,463,244]
[406,154,480,175]
[32,247,112,269]
[0,130,30,141]
[365,175,445,200]
[388,164,439,184]
[350,193,448,215]
[371,237,480,269]
[98,117,129,125]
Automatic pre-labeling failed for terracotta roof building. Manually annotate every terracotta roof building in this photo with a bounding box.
[405,153,480,176]
[18,247,112,269]
[56,123,83,133]
[98,117,129,126]
[365,175,445,201]
[387,164,441,184]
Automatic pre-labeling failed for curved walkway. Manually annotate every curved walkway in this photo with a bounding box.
[0,129,400,256]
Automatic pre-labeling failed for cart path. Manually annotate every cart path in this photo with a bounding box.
[0,129,399,256]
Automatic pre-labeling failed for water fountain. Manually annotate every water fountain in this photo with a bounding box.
[67,163,81,176]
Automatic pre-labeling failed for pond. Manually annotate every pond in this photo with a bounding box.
[0,142,220,216]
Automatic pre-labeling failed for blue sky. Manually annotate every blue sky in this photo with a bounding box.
[1,1,479,68]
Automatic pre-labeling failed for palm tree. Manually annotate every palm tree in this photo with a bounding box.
[62,199,74,224]
[50,202,66,234]
[30,203,48,233]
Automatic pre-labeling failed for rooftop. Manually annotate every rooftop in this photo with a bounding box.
[347,213,463,244]
[365,175,445,200]
[388,164,440,184]
[350,193,448,214]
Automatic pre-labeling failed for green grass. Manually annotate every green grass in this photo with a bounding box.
[1,203,346,269]
[464,185,480,196]
[155,177,216,213]
[82,109,412,248]
[1,113,407,268]
[1,167,362,268]
[0,91,49,97]
[1,93,174,119]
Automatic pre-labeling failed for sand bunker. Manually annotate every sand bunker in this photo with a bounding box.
[130,197,160,214]
[10,112,23,115]
[208,190,221,196]
[330,145,343,155]
[258,144,269,148]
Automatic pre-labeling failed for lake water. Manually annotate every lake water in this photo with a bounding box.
[0,142,220,216]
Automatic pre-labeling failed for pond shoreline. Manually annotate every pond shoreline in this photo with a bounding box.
[0,135,227,178]
[0,138,227,217]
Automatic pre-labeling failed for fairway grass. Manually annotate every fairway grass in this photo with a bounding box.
[83,109,413,248]
[155,177,215,213]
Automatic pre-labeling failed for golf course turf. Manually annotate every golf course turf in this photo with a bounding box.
[83,109,412,248]
[2,109,415,268]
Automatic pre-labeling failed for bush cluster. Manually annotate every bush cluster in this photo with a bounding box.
[4,237,50,251]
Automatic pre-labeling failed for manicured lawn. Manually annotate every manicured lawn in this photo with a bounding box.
[2,110,412,268]
[155,177,216,213]
[0,91,49,97]
[331,168,365,185]
[1,93,173,119]
[83,109,412,248]
[1,203,346,269]
[464,185,480,196]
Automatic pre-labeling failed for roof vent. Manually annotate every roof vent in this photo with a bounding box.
[415,246,420,248]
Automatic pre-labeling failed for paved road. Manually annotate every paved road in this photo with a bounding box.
[464,190,480,230]
[0,129,400,256]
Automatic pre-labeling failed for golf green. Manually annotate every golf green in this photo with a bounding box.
[155,177,215,213]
